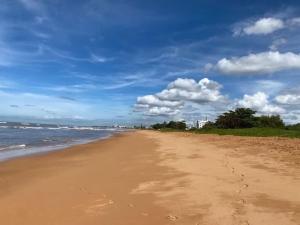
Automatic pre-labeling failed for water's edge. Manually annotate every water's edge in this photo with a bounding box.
[0,131,126,162]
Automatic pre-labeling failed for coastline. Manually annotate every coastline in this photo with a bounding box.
[0,130,299,225]
[0,129,125,162]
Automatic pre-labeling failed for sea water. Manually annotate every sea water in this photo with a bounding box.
[0,122,125,161]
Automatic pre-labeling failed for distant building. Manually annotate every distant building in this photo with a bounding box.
[196,119,209,129]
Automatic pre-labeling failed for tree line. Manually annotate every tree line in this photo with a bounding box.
[151,121,187,130]
[203,108,285,129]
[151,108,299,130]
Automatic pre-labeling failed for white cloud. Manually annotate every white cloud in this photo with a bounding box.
[135,78,226,117]
[137,95,183,108]
[147,107,181,116]
[238,92,285,114]
[158,78,224,103]
[269,38,286,51]
[275,94,300,105]
[234,16,300,37]
[235,17,284,35]
[216,51,300,75]
[244,18,284,35]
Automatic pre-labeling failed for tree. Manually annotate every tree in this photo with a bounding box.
[151,123,165,130]
[256,115,284,128]
[166,121,186,130]
[215,108,256,129]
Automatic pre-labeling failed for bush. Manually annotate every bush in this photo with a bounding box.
[256,115,284,128]
[167,121,186,130]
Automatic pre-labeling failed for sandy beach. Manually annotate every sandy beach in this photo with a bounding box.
[0,130,299,225]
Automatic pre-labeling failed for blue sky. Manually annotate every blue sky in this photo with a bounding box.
[1,0,300,125]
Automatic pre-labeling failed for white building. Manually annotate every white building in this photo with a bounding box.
[196,119,209,129]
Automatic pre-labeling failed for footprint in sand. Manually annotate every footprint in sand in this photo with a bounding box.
[239,174,245,181]
[238,198,247,204]
[242,184,249,189]
[236,184,248,194]
[231,167,235,173]
[166,214,179,221]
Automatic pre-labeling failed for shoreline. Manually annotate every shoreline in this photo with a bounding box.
[0,130,127,162]
[0,130,299,225]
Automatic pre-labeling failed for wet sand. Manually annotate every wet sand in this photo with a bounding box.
[0,131,299,225]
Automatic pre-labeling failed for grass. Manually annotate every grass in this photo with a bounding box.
[160,127,300,138]
[193,128,300,138]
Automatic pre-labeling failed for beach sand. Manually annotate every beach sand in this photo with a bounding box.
[0,130,299,225]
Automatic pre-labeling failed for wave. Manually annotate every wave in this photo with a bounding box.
[0,126,120,131]
[0,144,26,151]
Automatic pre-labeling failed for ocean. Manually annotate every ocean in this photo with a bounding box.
[0,121,125,161]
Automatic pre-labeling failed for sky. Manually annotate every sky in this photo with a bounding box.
[1,0,300,125]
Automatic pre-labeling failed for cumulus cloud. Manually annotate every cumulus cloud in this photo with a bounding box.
[135,78,225,116]
[234,17,284,36]
[275,94,300,105]
[238,92,285,114]
[137,95,183,108]
[234,16,300,37]
[157,78,224,103]
[215,51,300,75]
[244,18,284,35]
[147,107,181,116]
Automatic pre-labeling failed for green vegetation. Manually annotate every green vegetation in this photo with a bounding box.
[286,123,300,131]
[151,121,186,130]
[214,108,257,128]
[211,108,285,129]
[150,108,300,138]
[194,127,300,138]
[255,115,285,128]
